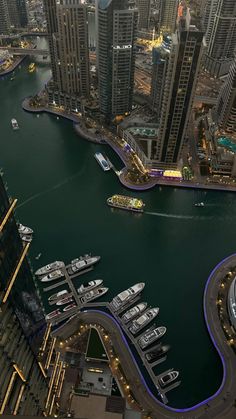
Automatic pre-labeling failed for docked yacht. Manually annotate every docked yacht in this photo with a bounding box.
[111,283,145,311]
[129,307,159,335]
[56,296,74,306]
[80,287,108,304]
[48,289,69,302]
[45,309,61,320]
[145,344,171,363]
[94,152,110,171]
[35,261,65,276]
[138,326,167,349]
[63,303,77,312]
[18,223,33,235]
[122,302,147,324]
[40,269,64,282]
[11,118,19,130]
[67,255,100,275]
[159,370,179,388]
[77,279,103,295]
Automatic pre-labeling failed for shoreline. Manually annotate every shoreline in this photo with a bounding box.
[22,98,236,194]
[0,55,27,76]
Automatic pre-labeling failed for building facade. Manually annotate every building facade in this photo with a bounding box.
[154,10,204,168]
[97,0,138,121]
[215,58,236,133]
[7,0,28,28]
[0,0,10,34]
[137,0,151,32]
[203,0,236,77]
[158,0,178,34]
[0,174,48,415]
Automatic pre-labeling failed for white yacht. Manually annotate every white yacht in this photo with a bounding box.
[122,302,147,324]
[20,235,32,243]
[40,269,64,282]
[129,308,159,335]
[80,287,108,304]
[138,326,167,349]
[111,283,145,311]
[77,279,103,295]
[63,303,77,312]
[67,255,100,275]
[35,261,65,276]
[11,118,19,130]
[48,290,69,302]
[45,309,61,320]
[18,223,33,235]
[94,152,110,171]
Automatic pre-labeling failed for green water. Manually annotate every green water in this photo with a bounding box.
[1,43,236,408]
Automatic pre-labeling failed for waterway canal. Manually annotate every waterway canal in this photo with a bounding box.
[1,42,235,408]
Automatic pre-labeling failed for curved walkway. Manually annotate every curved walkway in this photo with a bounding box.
[52,255,236,418]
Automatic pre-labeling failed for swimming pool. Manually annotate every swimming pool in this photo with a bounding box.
[218,136,236,153]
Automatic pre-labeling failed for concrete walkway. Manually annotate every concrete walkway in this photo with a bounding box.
[0,55,26,76]
[51,255,236,419]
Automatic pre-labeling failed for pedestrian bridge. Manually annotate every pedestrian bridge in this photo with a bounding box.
[0,46,49,56]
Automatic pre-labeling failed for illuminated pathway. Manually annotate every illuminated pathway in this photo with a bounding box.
[52,256,236,418]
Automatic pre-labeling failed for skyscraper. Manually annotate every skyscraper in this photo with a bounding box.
[137,0,151,32]
[43,0,90,110]
[97,0,138,121]
[0,175,47,415]
[0,0,10,34]
[7,0,28,28]
[151,36,171,117]
[203,0,236,77]
[158,0,179,34]
[215,58,236,133]
[154,10,204,167]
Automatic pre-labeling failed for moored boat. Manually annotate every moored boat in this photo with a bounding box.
[67,255,100,275]
[159,370,179,388]
[63,303,77,312]
[94,152,110,171]
[20,235,32,243]
[11,118,19,130]
[80,287,108,304]
[56,296,74,306]
[77,279,103,295]
[122,302,147,323]
[48,289,69,302]
[28,62,36,73]
[35,261,65,276]
[138,326,167,349]
[194,202,204,207]
[45,309,61,320]
[107,195,145,213]
[18,223,33,235]
[111,283,145,311]
[129,307,159,335]
[40,269,64,282]
[145,344,171,363]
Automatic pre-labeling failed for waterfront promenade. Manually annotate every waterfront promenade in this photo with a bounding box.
[52,256,236,419]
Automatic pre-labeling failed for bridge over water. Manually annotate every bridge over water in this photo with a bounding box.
[0,46,49,56]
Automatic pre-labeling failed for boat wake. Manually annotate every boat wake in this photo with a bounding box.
[145,211,194,220]
[17,170,82,209]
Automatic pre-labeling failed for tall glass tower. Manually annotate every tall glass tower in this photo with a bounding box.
[0,0,10,34]
[215,58,236,133]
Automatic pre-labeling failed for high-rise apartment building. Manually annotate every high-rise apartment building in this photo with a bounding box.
[137,0,151,31]
[43,0,90,111]
[97,0,138,121]
[203,0,236,77]
[215,58,236,133]
[151,36,171,117]
[0,175,47,415]
[0,0,10,34]
[7,0,28,28]
[158,0,179,34]
[154,10,204,167]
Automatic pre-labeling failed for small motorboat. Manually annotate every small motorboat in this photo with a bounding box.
[194,202,204,207]
[77,279,103,295]
[40,269,64,282]
[158,370,179,388]
[18,223,33,235]
[63,303,77,312]
[45,309,61,320]
[20,235,32,243]
[35,253,42,260]
[11,118,19,130]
